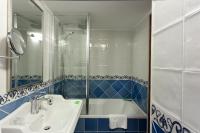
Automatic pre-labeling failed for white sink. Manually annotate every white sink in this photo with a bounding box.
[0,95,83,133]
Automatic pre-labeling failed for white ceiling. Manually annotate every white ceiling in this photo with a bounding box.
[43,0,151,30]
[13,0,42,24]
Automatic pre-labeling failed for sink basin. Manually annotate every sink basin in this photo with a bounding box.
[0,95,83,133]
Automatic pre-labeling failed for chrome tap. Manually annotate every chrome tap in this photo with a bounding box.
[39,96,53,106]
[30,92,53,114]
[30,95,40,114]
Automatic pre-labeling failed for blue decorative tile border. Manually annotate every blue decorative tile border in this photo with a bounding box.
[12,79,42,88]
[12,75,42,80]
[0,78,64,120]
[89,75,132,80]
[65,75,148,87]
[0,77,63,106]
[0,87,50,120]
[11,75,43,88]
[75,118,147,133]
[152,104,191,133]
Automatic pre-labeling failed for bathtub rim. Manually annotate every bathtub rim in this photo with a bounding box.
[80,114,147,119]
[78,98,147,119]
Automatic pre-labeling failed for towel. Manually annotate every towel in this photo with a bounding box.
[109,114,127,129]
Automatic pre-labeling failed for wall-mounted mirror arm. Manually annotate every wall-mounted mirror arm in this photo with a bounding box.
[0,56,19,59]
[1,29,27,60]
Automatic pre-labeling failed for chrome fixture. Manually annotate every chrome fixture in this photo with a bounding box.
[0,28,26,60]
[86,15,90,114]
[64,31,74,40]
[30,92,53,114]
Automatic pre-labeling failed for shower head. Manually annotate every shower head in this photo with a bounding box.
[68,32,74,35]
[64,31,74,40]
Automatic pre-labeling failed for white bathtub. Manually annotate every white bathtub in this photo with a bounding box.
[80,99,146,118]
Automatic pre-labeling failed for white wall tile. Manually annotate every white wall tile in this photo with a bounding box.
[185,0,200,14]
[152,0,200,132]
[185,12,200,71]
[63,29,87,76]
[89,30,133,76]
[153,22,183,69]
[183,72,200,132]
[132,16,149,81]
[152,0,183,32]
[152,69,182,119]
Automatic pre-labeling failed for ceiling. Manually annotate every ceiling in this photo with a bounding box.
[13,0,42,24]
[43,0,151,30]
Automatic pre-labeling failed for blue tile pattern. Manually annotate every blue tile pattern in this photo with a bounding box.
[85,118,98,131]
[12,79,43,88]
[90,80,132,99]
[11,75,42,88]
[75,118,147,133]
[0,110,8,120]
[0,87,50,120]
[131,81,148,113]
[152,122,164,133]
[63,80,86,98]
[63,80,133,99]
[62,78,148,113]
[53,81,64,95]
[0,96,27,113]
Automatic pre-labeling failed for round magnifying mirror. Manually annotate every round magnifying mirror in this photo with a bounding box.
[7,29,26,55]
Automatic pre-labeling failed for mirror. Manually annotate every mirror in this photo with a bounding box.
[10,0,43,90]
[7,28,26,55]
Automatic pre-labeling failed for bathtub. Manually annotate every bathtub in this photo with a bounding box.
[80,99,146,118]
[74,99,147,133]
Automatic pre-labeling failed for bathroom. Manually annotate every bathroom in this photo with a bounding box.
[0,0,199,133]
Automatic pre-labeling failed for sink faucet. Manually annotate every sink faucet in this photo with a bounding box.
[30,92,53,114]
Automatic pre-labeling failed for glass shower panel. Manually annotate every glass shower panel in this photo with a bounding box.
[53,18,63,81]
[55,15,88,114]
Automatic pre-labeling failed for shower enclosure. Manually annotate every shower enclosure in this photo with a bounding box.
[52,13,149,132]
[52,15,90,114]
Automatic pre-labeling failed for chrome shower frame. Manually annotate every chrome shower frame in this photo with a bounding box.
[86,14,90,114]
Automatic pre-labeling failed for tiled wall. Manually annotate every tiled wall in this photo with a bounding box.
[152,122,164,133]
[132,81,147,114]
[152,0,200,132]
[62,24,87,76]
[89,30,133,76]
[11,75,42,88]
[11,79,42,88]
[132,16,150,82]
[89,80,132,99]
[53,80,65,95]
[75,118,147,133]
[63,76,148,113]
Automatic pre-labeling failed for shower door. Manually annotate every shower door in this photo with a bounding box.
[55,15,90,114]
